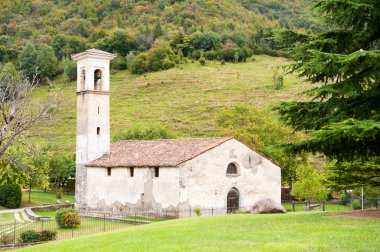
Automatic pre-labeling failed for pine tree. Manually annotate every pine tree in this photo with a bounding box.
[276,0,380,186]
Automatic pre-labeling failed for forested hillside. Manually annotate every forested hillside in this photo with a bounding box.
[0,0,314,73]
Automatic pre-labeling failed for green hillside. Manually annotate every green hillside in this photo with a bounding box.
[0,0,315,65]
[17,212,380,252]
[35,55,310,151]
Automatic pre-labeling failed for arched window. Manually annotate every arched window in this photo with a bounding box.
[226,163,238,175]
[80,68,85,90]
[94,69,102,91]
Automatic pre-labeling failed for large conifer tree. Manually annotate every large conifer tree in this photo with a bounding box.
[276,0,380,187]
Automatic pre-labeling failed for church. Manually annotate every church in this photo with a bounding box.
[71,49,281,215]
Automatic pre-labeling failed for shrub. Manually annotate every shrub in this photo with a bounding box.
[199,57,206,66]
[128,53,147,74]
[39,230,57,241]
[352,199,361,210]
[193,208,202,216]
[56,209,81,228]
[205,50,219,60]
[19,230,40,243]
[19,230,57,243]
[189,31,221,51]
[111,55,128,70]
[113,125,175,141]
[1,234,14,244]
[221,60,225,65]
[0,185,22,209]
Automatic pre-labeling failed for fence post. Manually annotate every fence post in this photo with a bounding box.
[322,200,325,211]
[292,201,295,212]
[103,214,106,232]
[212,207,214,216]
[13,218,16,244]
[134,210,137,225]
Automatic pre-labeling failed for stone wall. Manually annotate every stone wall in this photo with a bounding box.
[178,139,281,215]
[85,167,179,212]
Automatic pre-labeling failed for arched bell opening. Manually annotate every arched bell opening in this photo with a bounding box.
[94,69,102,91]
[80,68,86,90]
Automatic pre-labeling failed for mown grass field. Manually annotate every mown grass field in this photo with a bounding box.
[34,56,311,151]
[16,212,380,252]
[21,191,74,208]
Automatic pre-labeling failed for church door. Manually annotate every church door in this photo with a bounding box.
[227,187,239,213]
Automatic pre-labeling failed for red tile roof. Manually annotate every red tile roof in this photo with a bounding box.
[86,137,233,168]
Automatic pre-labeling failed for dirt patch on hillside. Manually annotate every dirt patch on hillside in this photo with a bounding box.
[334,210,380,219]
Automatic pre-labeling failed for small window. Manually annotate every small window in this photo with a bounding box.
[130,167,134,177]
[107,168,111,176]
[97,127,100,135]
[154,167,159,177]
[226,163,238,175]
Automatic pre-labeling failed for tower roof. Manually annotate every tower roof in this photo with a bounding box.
[71,48,116,61]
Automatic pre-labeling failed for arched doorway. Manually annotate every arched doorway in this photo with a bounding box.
[227,187,239,213]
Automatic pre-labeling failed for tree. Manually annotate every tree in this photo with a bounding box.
[49,155,75,197]
[0,65,57,159]
[189,31,221,51]
[292,164,328,203]
[18,44,38,82]
[216,105,306,187]
[63,57,77,82]
[18,43,58,82]
[276,0,380,187]
[0,144,50,202]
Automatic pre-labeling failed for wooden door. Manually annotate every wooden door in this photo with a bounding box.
[227,188,239,213]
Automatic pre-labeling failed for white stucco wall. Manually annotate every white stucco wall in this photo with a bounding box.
[85,167,179,211]
[178,139,281,213]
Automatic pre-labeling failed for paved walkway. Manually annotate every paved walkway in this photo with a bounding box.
[0,208,25,214]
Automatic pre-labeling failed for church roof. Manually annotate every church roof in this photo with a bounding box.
[86,137,233,168]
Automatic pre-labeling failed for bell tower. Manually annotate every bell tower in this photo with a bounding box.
[72,49,115,210]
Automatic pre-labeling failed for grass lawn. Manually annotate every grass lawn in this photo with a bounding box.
[123,216,163,222]
[0,213,15,225]
[21,191,74,208]
[16,212,380,252]
[33,56,312,151]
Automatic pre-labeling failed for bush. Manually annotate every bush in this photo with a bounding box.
[113,125,175,141]
[221,60,225,65]
[199,57,206,66]
[352,199,361,210]
[205,50,219,60]
[0,185,22,209]
[1,234,14,244]
[39,230,58,241]
[111,55,128,70]
[128,53,147,74]
[56,209,80,228]
[193,208,202,216]
[19,230,57,243]
[129,40,176,74]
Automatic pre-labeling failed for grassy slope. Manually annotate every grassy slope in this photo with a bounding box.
[17,212,380,252]
[21,192,74,208]
[35,56,311,152]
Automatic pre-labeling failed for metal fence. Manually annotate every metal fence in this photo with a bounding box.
[282,196,380,212]
[0,206,251,247]
[0,199,378,248]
